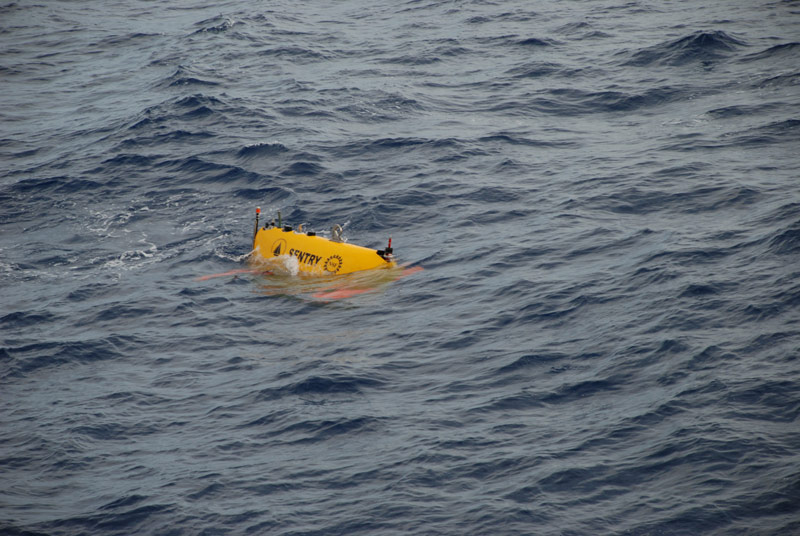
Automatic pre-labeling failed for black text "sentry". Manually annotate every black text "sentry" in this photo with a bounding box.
[289,248,321,266]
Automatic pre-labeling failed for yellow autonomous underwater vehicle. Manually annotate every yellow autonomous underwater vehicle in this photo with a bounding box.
[196,207,420,300]
[250,207,396,275]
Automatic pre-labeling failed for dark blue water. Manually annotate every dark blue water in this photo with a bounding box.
[2,1,799,534]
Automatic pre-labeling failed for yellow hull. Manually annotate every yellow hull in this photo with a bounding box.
[252,226,394,275]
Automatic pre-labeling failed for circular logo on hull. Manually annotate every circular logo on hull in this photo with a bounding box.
[271,239,287,257]
[325,255,343,273]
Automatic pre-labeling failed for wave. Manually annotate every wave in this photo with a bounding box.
[506,61,579,79]
[705,102,783,119]
[666,118,800,151]
[740,41,800,62]
[516,37,556,47]
[330,136,460,158]
[258,46,330,62]
[756,71,800,89]
[729,118,800,147]
[192,15,240,34]
[477,85,685,116]
[236,142,290,159]
[253,373,386,404]
[90,32,161,49]
[2,335,140,379]
[580,183,761,216]
[622,30,747,66]
[332,90,424,122]
[161,67,220,88]
[768,219,800,255]
[4,175,102,197]
[126,94,227,133]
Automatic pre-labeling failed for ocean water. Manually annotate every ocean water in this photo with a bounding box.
[2,1,799,534]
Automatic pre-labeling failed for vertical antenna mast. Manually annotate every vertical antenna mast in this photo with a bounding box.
[252,207,261,249]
